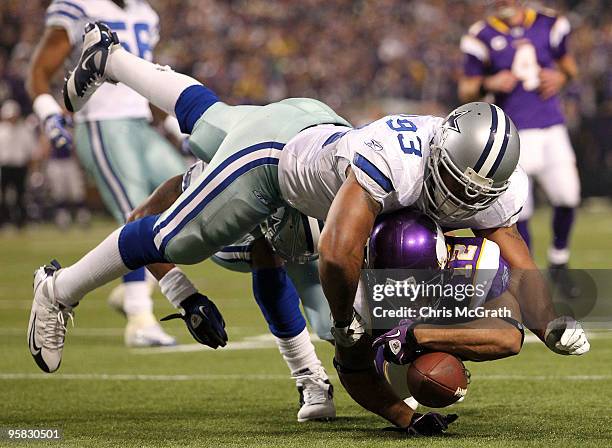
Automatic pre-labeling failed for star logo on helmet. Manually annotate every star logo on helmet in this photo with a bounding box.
[443,109,470,133]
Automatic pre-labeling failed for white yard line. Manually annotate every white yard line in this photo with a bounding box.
[0,372,609,382]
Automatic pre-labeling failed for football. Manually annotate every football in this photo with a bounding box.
[406,352,469,408]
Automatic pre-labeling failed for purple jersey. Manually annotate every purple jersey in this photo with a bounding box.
[446,236,510,305]
[461,9,570,130]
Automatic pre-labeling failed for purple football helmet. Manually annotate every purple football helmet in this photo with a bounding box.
[367,209,447,270]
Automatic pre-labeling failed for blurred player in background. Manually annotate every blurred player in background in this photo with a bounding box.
[459,0,581,297]
[27,0,186,346]
[43,116,91,229]
[0,99,38,229]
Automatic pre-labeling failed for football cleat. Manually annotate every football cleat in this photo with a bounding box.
[63,21,119,113]
[294,367,336,422]
[125,313,176,347]
[27,260,75,373]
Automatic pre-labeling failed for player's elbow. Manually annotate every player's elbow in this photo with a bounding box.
[318,227,356,269]
[492,329,522,358]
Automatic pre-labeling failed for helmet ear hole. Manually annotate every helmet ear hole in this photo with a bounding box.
[424,102,519,221]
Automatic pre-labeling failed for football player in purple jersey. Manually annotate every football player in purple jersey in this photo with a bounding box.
[334,209,525,432]
[458,0,581,298]
[334,209,588,434]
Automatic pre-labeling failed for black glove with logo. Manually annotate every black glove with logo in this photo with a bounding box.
[161,293,227,349]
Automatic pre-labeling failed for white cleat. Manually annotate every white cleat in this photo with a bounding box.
[294,367,336,422]
[125,313,176,347]
[63,21,119,113]
[27,260,75,373]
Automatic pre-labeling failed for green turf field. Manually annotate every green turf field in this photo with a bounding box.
[1,206,611,447]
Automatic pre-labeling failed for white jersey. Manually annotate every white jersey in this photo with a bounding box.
[46,0,159,122]
[279,115,442,221]
[278,115,527,229]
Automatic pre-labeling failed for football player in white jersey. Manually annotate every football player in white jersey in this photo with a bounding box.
[27,22,589,432]
[27,0,187,347]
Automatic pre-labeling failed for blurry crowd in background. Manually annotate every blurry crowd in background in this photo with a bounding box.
[0,0,610,229]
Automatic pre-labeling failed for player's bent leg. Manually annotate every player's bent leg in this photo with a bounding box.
[212,236,335,421]
[75,119,177,346]
[251,262,335,421]
[285,260,333,342]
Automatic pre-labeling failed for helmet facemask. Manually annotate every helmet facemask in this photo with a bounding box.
[423,145,510,221]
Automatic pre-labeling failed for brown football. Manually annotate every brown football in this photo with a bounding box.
[406,352,469,408]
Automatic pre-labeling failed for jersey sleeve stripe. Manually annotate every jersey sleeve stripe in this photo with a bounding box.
[46,10,81,22]
[54,0,86,16]
[353,153,393,193]
[550,16,571,49]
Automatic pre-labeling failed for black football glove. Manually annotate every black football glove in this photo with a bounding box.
[161,293,228,349]
[384,412,458,436]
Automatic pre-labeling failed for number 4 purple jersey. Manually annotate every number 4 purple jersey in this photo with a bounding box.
[460,8,570,130]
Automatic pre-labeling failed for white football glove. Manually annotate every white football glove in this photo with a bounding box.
[544,316,590,355]
[331,310,366,347]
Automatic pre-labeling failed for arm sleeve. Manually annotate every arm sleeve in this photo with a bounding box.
[45,0,88,45]
[549,16,571,60]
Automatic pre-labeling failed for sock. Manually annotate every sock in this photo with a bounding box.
[275,327,322,376]
[106,47,201,116]
[106,48,219,134]
[123,281,154,316]
[122,268,154,317]
[252,267,306,338]
[516,220,531,250]
[552,206,575,251]
[54,228,130,306]
[548,247,571,265]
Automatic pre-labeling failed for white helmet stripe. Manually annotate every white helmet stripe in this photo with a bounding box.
[476,104,508,177]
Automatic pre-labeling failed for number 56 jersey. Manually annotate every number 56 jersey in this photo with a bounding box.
[279,115,442,221]
[45,0,159,122]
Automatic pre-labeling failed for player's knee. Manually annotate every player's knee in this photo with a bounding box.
[497,331,522,357]
[174,85,220,134]
[251,238,284,269]
[118,215,166,269]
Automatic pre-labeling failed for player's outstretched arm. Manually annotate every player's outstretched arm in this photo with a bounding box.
[474,225,589,355]
[319,169,380,328]
[475,225,555,338]
[413,293,524,361]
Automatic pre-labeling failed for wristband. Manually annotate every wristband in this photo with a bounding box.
[33,94,63,121]
[158,267,198,308]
